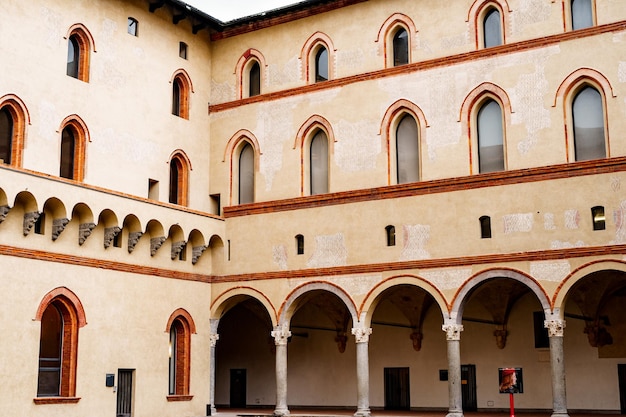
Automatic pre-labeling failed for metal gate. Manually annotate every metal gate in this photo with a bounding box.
[116,369,134,417]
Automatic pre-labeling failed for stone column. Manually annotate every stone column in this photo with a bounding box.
[442,323,464,417]
[272,325,291,416]
[208,332,219,416]
[352,327,372,417]
[545,317,569,417]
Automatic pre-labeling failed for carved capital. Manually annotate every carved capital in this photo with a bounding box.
[271,326,292,346]
[23,211,40,236]
[104,226,122,248]
[51,218,69,241]
[351,327,372,344]
[0,205,10,223]
[150,236,166,256]
[192,245,208,265]
[78,222,96,245]
[171,240,186,260]
[410,331,423,351]
[209,333,219,347]
[544,319,566,337]
[127,231,143,253]
[442,324,464,340]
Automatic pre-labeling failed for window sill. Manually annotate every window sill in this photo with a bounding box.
[166,395,193,402]
[33,397,81,405]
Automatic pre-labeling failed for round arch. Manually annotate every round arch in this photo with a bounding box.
[211,286,277,327]
[449,268,551,324]
[359,274,448,326]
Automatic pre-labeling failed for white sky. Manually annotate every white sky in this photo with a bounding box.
[183,0,300,21]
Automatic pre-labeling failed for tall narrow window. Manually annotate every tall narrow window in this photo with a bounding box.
[166,312,194,398]
[315,47,329,82]
[296,234,304,255]
[479,216,492,238]
[385,225,396,246]
[477,99,504,173]
[249,62,261,97]
[483,8,502,48]
[591,206,605,231]
[0,108,13,164]
[396,115,419,184]
[239,143,254,204]
[393,28,409,66]
[572,86,605,161]
[169,159,180,204]
[127,18,138,36]
[60,127,76,179]
[171,73,190,119]
[172,78,182,117]
[37,305,63,396]
[168,153,189,206]
[310,130,329,195]
[571,0,593,30]
[65,28,90,82]
[35,289,85,400]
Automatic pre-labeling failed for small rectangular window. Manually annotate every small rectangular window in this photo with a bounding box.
[35,213,45,235]
[127,18,138,36]
[179,42,188,59]
[592,206,605,231]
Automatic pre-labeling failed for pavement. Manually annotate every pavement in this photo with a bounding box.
[210,408,607,417]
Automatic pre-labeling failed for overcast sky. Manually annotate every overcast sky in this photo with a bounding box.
[183,0,299,21]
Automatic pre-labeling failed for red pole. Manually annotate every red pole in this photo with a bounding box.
[509,392,515,417]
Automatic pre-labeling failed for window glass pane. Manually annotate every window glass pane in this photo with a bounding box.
[572,0,593,30]
[172,79,181,116]
[478,99,504,173]
[169,159,180,204]
[179,42,187,59]
[249,62,261,97]
[60,128,75,179]
[483,8,502,48]
[67,36,79,78]
[128,18,138,36]
[393,29,409,66]
[573,86,605,161]
[315,47,328,82]
[168,326,177,395]
[38,305,63,396]
[310,130,328,195]
[0,108,13,164]
[239,143,254,204]
[396,115,419,183]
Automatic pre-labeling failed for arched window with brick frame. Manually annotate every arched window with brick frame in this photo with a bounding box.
[169,151,190,206]
[171,70,192,119]
[34,287,86,403]
[0,95,28,167]
[65,25,94,82]
[166,309,196,400]
[59,116,88,181]
[467,0,510,49]
[301,32,335,84]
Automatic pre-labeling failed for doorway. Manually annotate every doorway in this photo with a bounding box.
[384,367,410,410]
[461,364,477,411]
[230,369,247,408]
[116,369,134,417]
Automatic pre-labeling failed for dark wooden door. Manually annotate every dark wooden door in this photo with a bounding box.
[230,369,247,408]
[384,367,410,410]
[461,364,477,411]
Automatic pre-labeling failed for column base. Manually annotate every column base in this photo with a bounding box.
[353,408,371,417]
[446,411,464,417]
[274,407,290,416]
[551,412,569,417]
[208,406,217,416]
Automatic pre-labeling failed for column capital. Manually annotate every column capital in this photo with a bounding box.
[351,327,372,343]
[545,319,566,337]
[442,324,464,340]
[271,326,292,346]
[209,333,219,347]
